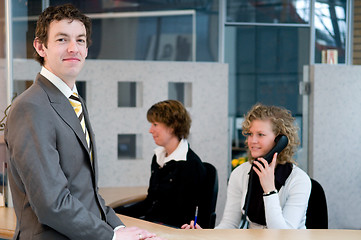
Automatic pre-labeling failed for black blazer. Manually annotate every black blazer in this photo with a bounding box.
[116,147,206,228]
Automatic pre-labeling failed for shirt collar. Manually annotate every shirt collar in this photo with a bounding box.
[154,139,189,167]
[40,66,78,98]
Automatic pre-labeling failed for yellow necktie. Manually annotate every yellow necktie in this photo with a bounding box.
[69,93,100,218]
[69,92,93,163]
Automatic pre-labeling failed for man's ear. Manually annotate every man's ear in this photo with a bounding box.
[33,38,46,57]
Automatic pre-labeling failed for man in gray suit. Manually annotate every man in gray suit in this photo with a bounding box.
[5,4,161,240]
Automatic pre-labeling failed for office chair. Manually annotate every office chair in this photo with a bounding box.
[198,162,219,229]
[306,178,328,229]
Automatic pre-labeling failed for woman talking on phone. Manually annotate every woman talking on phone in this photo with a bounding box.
[182,103,311,229]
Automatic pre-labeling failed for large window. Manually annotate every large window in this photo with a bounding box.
[11,0,219,62]
[225,0,350,173]
[227,0,311,24]
[3,0,352,175]
[228,26,309,116]
[225,0,311,170]
[314,0,347,64]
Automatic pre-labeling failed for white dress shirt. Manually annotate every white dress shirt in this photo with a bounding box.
[154,139,189,167]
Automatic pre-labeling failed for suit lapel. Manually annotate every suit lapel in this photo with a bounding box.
[36,74,92,162]
[80,96,98,177]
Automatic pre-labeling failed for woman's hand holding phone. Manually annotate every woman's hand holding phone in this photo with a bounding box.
[253,152,277,193]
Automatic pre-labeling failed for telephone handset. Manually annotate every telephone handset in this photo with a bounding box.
[257,135,289,164]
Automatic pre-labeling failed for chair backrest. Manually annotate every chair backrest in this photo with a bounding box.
[306,178,328,229]
[198,162,218,228]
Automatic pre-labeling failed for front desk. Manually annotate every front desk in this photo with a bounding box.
[0,186,148,239]
[0,207,16,239]
[1,207,361,240]
[99,186,147,208]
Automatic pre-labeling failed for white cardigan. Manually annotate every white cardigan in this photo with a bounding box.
[216,162,311,229]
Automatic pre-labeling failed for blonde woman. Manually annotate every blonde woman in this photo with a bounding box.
[182,103,311,229]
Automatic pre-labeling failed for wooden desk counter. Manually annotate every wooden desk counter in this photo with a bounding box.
[2,207,361,240]
[99,186,148,208]
[0,207,16,239]
[119,214,361,240]
[0,186,148,239]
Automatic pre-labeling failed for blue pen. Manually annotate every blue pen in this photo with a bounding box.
[194,206,198,228]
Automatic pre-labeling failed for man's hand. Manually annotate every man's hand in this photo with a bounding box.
[115,226,166,240]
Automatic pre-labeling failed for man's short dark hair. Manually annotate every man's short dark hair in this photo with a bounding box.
[34,4,92,65]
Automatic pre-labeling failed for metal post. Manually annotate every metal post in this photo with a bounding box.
[219,0,225,63]
[346,0,354,65]
[5,0,13,107]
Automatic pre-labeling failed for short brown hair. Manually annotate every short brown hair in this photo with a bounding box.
[33,4,92,65]
[147,100,191,140]
[242,103,300,164]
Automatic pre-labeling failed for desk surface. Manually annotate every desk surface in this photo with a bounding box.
[2,207,361,240]
[0,186,148,239]
[120,214,361,240]
[0,208,361,240]
[99,186,148,208]
[0,207,16,239]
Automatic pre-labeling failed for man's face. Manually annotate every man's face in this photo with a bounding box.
[34,19,88,87]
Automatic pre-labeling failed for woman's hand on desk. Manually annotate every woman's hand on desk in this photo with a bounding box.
[181,220,202,229]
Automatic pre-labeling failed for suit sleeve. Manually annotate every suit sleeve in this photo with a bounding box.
[98,191,125,228]
[6,99,116,239]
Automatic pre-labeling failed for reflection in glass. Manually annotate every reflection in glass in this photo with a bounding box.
[118,82,138,107]
[226,0,310,24]
[118,134,140,159]
[168,82,192,107]
[12,19,37,59]
[50,0,210,14]
[314,0,347,64]
[89,15,193,61]
[13,80,33,97]
[11,0,219,62]
[226,26,309,116]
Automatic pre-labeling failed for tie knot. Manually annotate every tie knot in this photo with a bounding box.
[69,92,82,111]
[69,92,81,102]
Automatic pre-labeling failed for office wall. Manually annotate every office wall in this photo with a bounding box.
[308,64,361,229]
[11,59,229,225]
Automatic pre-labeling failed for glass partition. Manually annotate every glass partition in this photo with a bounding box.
[314,0,347,64]
[225,0,351,173]
[168,82,193,107]
[11,0,219,62]
[226,0,311,24]
[226,25,309,117]
[88,12,195,61]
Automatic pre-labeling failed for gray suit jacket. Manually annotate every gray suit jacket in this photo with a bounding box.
[5,74,123,240]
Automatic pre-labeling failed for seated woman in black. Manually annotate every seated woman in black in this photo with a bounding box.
[115,100,206,228]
